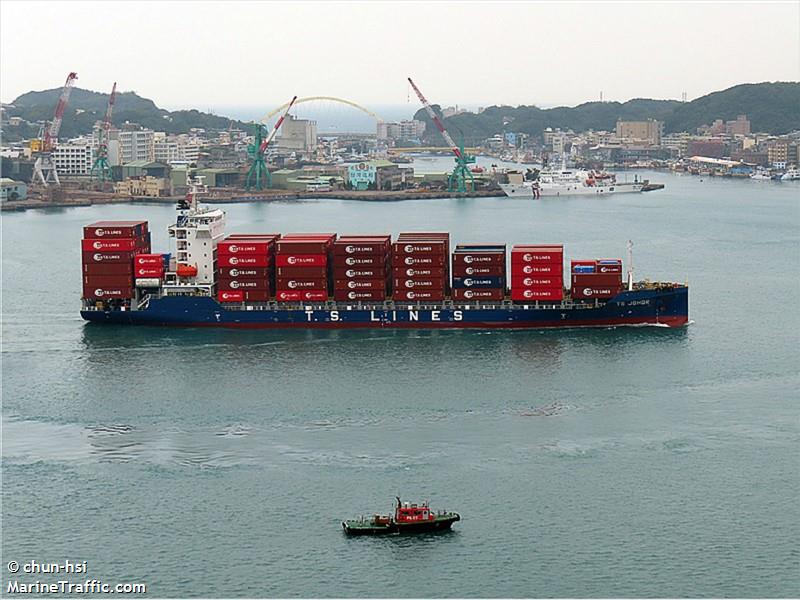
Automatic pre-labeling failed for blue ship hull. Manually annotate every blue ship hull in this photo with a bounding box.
[81,286,688,329]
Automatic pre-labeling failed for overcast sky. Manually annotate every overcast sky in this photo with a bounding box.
[2,1,799,111]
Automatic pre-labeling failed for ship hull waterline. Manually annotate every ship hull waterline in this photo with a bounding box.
[81,287,688,330]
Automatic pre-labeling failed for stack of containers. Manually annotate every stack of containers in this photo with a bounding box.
[133,253,165,288]
[451,245,506,302]
[81,221,150,302]
[570,258,624,300]
[510,244,564,302]
[332,235,391,302]
[217,234,280,302]
[392,232,450,302]
[275,233,336,302]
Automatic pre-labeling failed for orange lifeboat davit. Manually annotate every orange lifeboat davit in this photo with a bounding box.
[176,264,198,278]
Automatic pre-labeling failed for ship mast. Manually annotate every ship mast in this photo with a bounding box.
[627,240,634,291]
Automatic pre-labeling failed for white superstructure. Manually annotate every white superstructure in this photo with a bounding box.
[164,176,226,296]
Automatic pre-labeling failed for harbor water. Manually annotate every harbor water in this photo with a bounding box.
[2,172,798,597]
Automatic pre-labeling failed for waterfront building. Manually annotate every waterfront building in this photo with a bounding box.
[767,140,789,168]
[377,120,426,142]
[686,139,727,159]
[615,119,663,145]
[0,177,27,201]
[117,126,155,163]
[114,175,170,197]
[661,133,692,158]
[726,115,751,136]
[53,141,94,175]
[276,116,317,153]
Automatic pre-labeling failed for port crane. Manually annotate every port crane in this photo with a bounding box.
[407,77,475,193]
[31,72,78,187]
[246,95,298,191]
[90,82,117,181]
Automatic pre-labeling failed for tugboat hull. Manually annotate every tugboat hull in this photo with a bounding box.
[342,513,460,536]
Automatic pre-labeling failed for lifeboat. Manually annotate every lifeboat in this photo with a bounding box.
[176,264,198,278]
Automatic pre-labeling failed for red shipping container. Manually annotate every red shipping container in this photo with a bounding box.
[218,267,271,279]
[513,276,563,288]
[275,254,327,267]
[216,289,271,302]
[275,290,328,302]
[571,273,623,287]
[511,263,561,276]
[333,279,386,290]
[452,253,505,266]
[218,290,244,302]
[275,240,332,254]
[218,241,275,255]
[511,248,563,265]
[333,242,389,256]
[332,267,386,279]
[452,288,505,301]
[393,278,445,290]
[452,265,505,277]
[596,261,623,274]
[133,254,163,268]
[83,286,134,300]
[336,254,386,267]
[82,250,136,264]
[218,279,270,291]
[391,254,446,267]
[135,266,164,278]
[334,289,386,302]
[276,277,328,290]
[393,290,446,302]
[83,221,147,239]
[276,266,327,278]
[83,262,133,275]
[218,254,271,268]
[83,274,134,287]
[82,238,138,252]
[392,241,447,255]
[511,288,564,302]
[572,286,623,299]
[225,233,281,240]
[394,266,446,278]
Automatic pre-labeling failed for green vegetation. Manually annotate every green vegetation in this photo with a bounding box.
[415,82,800,143]
[4,87,250,141]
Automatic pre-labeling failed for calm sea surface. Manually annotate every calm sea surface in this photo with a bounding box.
[2,171,799,597]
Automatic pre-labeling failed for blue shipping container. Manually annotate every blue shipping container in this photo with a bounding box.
[452,276,506,288]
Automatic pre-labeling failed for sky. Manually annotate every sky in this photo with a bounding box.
[1,0,799,112]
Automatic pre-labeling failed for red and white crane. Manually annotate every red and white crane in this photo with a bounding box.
[260,95,298,153]
[407,77,475,192]
[33,71,78,186]
[407,77,462,160]
[43,71,78,152]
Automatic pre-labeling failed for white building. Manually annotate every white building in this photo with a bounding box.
[53,142,95,175]
[377,120,426,141]
[118,128,155,163]
[276,116,317,153]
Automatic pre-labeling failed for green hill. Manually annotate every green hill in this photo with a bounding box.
[415,81,800,144]
[4,87,250,140]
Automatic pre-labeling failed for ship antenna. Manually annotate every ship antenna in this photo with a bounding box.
[627,240,634,291]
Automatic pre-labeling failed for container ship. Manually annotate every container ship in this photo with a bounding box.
[80,178,688,330]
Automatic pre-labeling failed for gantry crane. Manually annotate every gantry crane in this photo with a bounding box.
[31,72,78,186]
[246,96,298,191]
[408,77,475,193]
[90,82,117,181]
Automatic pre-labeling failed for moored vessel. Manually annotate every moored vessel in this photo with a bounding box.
[342,498,460,535]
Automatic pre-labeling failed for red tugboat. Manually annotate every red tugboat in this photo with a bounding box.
[342,497,460,536]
